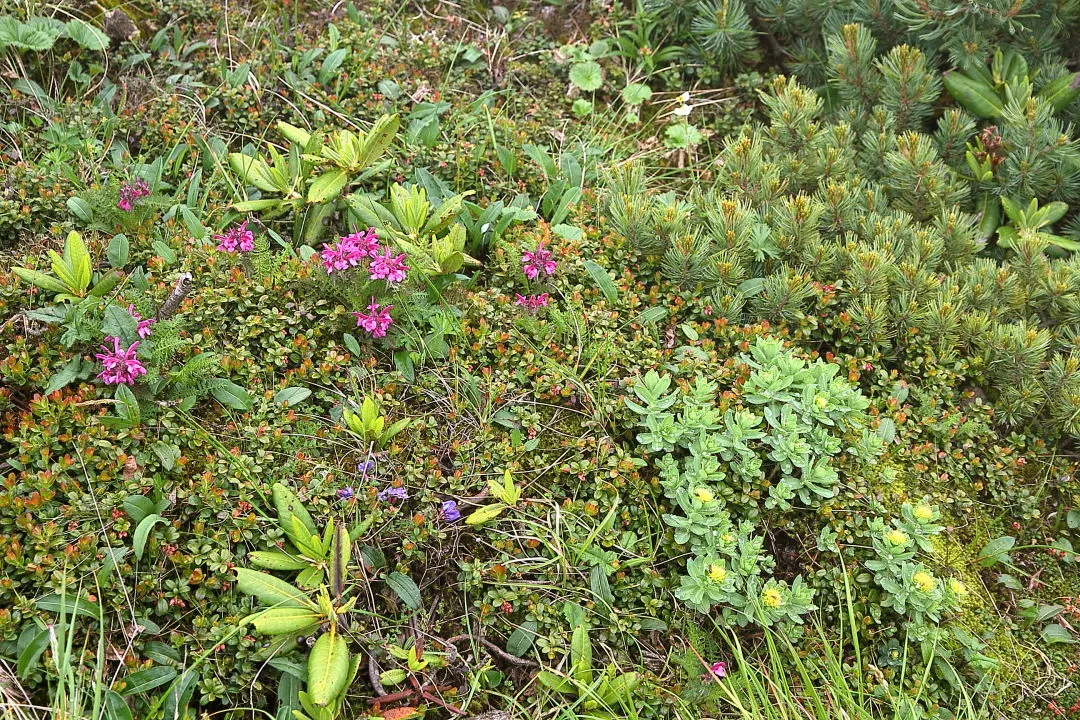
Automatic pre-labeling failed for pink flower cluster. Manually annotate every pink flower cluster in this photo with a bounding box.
[515,293,550,310]
[128,305,154,339]
[321,228,409,286]
[215,221,255,253]
[353,298,393,338]
[117,179,150,212]
[522,240,557,280]
[96,337,147,386]
[321,228,380,273]
[369,247,409,284]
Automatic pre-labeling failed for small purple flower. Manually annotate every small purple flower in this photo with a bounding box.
[522,240,557,280]
[95,337,147,386]
[709,661,726,678]
[377,486,408,502]
[368,248,409,285]
[353,298,393,338]
[357,460,375,475]
[440,500,461,522]
[338,487,355,500]
[515,293,550,311]
[117,179,150,212]
[215,221,255,254]
[128,304,154,339]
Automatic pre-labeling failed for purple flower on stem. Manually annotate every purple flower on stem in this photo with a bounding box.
[95,337,147,386]
[440,500,461,522]
[708,662,727,678]
[353,298,393,338]
[369,248,409,285]
[377,486,408,502]
[357,459,375,475]
[215,221,255,253]
[117,179,150,212]
[515,293,550,311]
[128,304,154,339]
[522,240,557,280]
[338,487,355,500]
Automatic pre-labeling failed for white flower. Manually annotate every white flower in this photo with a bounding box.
[678,91,691,103]
[673,104,693,117]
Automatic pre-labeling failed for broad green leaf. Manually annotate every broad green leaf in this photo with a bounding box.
[571,625,593,685]
[67,196,93,222]
[44,357,83,394]
[133,513,166,560]
[104,690,133,720]
[621,83,653,105]
[211,380,253,410]
[552,223,583,241]
[107,234,130,267]
[12,267,69,295]
[1041,623,1076,645]
[569,61,603,92]
[600,672,640,704]
[102,304,140,345]
[63,231,92,292]
[355,114,399,170]
[943,71,1003,118]
[278,121,311,147]
[386,571,422,610]
[249,607,323,635]
[121,666,177,695]
[465,503,507,525]
[506,619,537,657]
[308,169,349,204]
[537,670,574,694]
[64,19,109,51]
[308,630,350,707]
[35,593,101,619]
[584,260,618,303]
[232,199,281,212]
[123,495,157,524]
[272,483,318,538]
[161,669,199,720]
[228,153,280,192]
[274,386,312,406]
[17,628,48,678]
[248,550,310,571]
[977,536,1016,567]
[234,568,316,609]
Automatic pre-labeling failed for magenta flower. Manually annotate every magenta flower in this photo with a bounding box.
[321,228,380,274]
[344,228,380,258]
[522,240,557,280]
[515,293,550,311]
[353,298,394,338]
[369,248,409,285]
[117,179,150,212]
[127,304,154,339]
[95,337,147,386]
[215,221,255,253]
[709,661,727,678]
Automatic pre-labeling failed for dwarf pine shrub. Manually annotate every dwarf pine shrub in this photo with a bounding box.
[605,75,1080,438]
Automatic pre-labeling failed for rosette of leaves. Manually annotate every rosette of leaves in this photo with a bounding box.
[347,183,480,279]
[226,116,398,244]
[238,491,363,719]
[12,230,122,303]
[537,625,641,717]
[247,484,372,589]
